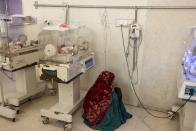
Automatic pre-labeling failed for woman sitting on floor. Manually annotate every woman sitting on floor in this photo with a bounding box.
[83,71,132,131]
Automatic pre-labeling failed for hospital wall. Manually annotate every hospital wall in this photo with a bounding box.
[21,0,196,111]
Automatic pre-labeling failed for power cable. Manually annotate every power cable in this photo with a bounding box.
[126,24,142,85]
[100,9,109,69]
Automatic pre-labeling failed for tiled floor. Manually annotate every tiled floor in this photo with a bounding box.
[0,94,179,131]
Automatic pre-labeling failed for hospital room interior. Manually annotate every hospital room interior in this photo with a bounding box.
[0,0,196,131]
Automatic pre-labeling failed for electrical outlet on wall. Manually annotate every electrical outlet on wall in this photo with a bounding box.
[115,19,133,27]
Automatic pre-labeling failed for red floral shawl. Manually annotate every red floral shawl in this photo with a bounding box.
[83,71,115,126]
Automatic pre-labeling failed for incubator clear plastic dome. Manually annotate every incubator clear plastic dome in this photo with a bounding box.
[183,41,196,81]
[38,26,92,58]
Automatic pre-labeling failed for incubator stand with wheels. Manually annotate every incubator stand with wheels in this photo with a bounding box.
[177,28,196,131]
[38,25,95,130]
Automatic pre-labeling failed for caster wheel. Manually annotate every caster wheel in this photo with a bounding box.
[64,124,72,131]
[12,118,16,122]
[42,117,49,124]
[16,110,20,114]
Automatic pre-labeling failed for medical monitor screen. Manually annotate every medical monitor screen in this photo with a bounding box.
[85,58,93,69]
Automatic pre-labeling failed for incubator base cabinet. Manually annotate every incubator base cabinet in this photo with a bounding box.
[41,78,81,125]
[178,103,196,131]
[5,66,45,106]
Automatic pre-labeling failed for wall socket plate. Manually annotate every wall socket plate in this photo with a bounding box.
[115,19,133,27]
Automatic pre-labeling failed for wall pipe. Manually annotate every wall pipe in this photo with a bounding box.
[34,1,196,10]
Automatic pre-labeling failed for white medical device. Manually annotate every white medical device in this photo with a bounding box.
[129,23,142,39]
[177,28,196,131]
[38,25,95,130]
[178,40,196,101]
[0,15,44,121]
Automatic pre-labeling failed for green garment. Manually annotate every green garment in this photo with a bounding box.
[83,91,132,131]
